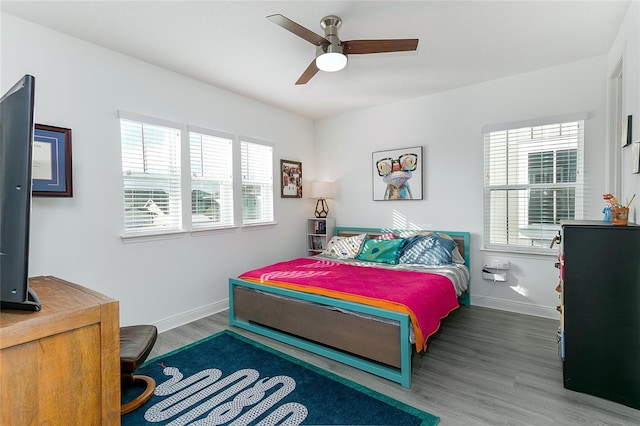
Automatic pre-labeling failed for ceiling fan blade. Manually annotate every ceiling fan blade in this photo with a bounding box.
[342,39,419,54]
[267,14,330,47]
[295,60,319,85]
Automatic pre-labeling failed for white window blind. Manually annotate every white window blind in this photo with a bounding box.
[189,130,234,229]
[240,139,274,225]
[484,120,584,251]
[120,117,182,234]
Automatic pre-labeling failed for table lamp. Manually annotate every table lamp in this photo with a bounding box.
[310,181,333,218]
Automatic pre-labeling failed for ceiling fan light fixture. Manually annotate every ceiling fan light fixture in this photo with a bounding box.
[267,14,418,84]
[316,52,347,72]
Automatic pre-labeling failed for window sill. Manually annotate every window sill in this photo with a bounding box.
[121,230,187,244]
[120,221,278,243]
[240,221,278,230]
[481,247,559,258]
[190,226,239,237]
[121,221,279,243]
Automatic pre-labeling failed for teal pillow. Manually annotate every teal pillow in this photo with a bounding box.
[356,238,406,264]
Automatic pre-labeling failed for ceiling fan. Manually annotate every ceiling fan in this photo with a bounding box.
[267,14,419,85]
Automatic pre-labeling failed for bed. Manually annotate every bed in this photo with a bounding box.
[228,226,470,388]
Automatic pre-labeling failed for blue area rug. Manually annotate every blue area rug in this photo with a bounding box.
[122,330,439,425]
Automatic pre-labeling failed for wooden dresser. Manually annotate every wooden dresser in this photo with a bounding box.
[558,221,640,409]
[0,276,120,424]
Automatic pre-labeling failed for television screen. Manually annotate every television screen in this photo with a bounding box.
[0,74,41,311]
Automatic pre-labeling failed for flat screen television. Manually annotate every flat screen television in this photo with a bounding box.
[0,74,41,311]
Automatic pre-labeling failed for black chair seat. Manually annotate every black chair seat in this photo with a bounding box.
[121,325,157,374]
[120,325,158,415]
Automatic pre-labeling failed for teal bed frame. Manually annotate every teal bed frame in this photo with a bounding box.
[228,227,471,388]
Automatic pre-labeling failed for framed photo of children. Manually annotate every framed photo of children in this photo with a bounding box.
[372,146,423,201]
[280,159,302,198]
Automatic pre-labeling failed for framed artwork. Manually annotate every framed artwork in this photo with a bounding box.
[32,124,73,197]
[280,159,302,198]
[632,142,640,174]
[372,146,423,201]
[622,115,632,147]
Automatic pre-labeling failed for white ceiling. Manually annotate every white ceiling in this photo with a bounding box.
[1,1,631,120]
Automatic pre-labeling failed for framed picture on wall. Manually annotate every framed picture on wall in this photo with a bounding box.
[32,124,73,197]
[280,159,302,198]
[621,115,632,147]
[372,146,423,201]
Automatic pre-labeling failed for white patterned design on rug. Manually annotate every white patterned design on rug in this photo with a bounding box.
[143,365,308,425]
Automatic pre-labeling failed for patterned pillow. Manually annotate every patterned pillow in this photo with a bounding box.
[373,232,399,240]
[398,231,465,264]
[451,247,465,265]
[399,235,456,265]
[322,234,367,259]
[356,238,406,264]
[437,232,465,265]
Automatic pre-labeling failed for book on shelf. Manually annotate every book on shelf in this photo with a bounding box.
[314,220,326,234]
[310,236,325,250]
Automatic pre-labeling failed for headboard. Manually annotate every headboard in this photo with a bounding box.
[334,226,470,268]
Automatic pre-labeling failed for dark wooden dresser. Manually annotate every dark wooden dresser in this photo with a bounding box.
[558,221,639,409]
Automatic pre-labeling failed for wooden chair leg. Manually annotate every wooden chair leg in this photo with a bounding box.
[121,375,156,415]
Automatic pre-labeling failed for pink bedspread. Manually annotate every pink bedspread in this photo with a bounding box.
[238,257,459,352]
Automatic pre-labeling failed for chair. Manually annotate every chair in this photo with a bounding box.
[120,325,158,415]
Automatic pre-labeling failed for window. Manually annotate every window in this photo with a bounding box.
[119,113,276,237]
[189,129,234,229]
[240,139,274,225]
[483,119,584,251]
[120,115,182,234]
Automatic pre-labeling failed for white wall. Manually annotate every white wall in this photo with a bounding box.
[608,0,640,221]
[1,14,316,330]
[315,55,610,319]
[3,5,638,326]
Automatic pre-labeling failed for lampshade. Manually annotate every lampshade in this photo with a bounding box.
[310,181,333,199]
[316,52,347,72]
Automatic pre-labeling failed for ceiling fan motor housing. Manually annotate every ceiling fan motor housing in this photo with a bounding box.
[320,15,343,55]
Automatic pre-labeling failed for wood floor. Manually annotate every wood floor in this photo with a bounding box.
[148,306,639,425]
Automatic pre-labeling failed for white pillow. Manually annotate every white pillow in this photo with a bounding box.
[322,233,367,259]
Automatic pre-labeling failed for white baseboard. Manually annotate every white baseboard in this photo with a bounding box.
[471,295,559,320]
[154,298,229,333]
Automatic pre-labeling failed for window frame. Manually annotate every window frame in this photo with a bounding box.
[119,112,277,241]
[188,126,235,232]
[119,111,184,238]
[238,136,275,227]
[482,114,586,254]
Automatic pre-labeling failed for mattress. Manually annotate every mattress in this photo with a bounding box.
[237,256,469,351]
